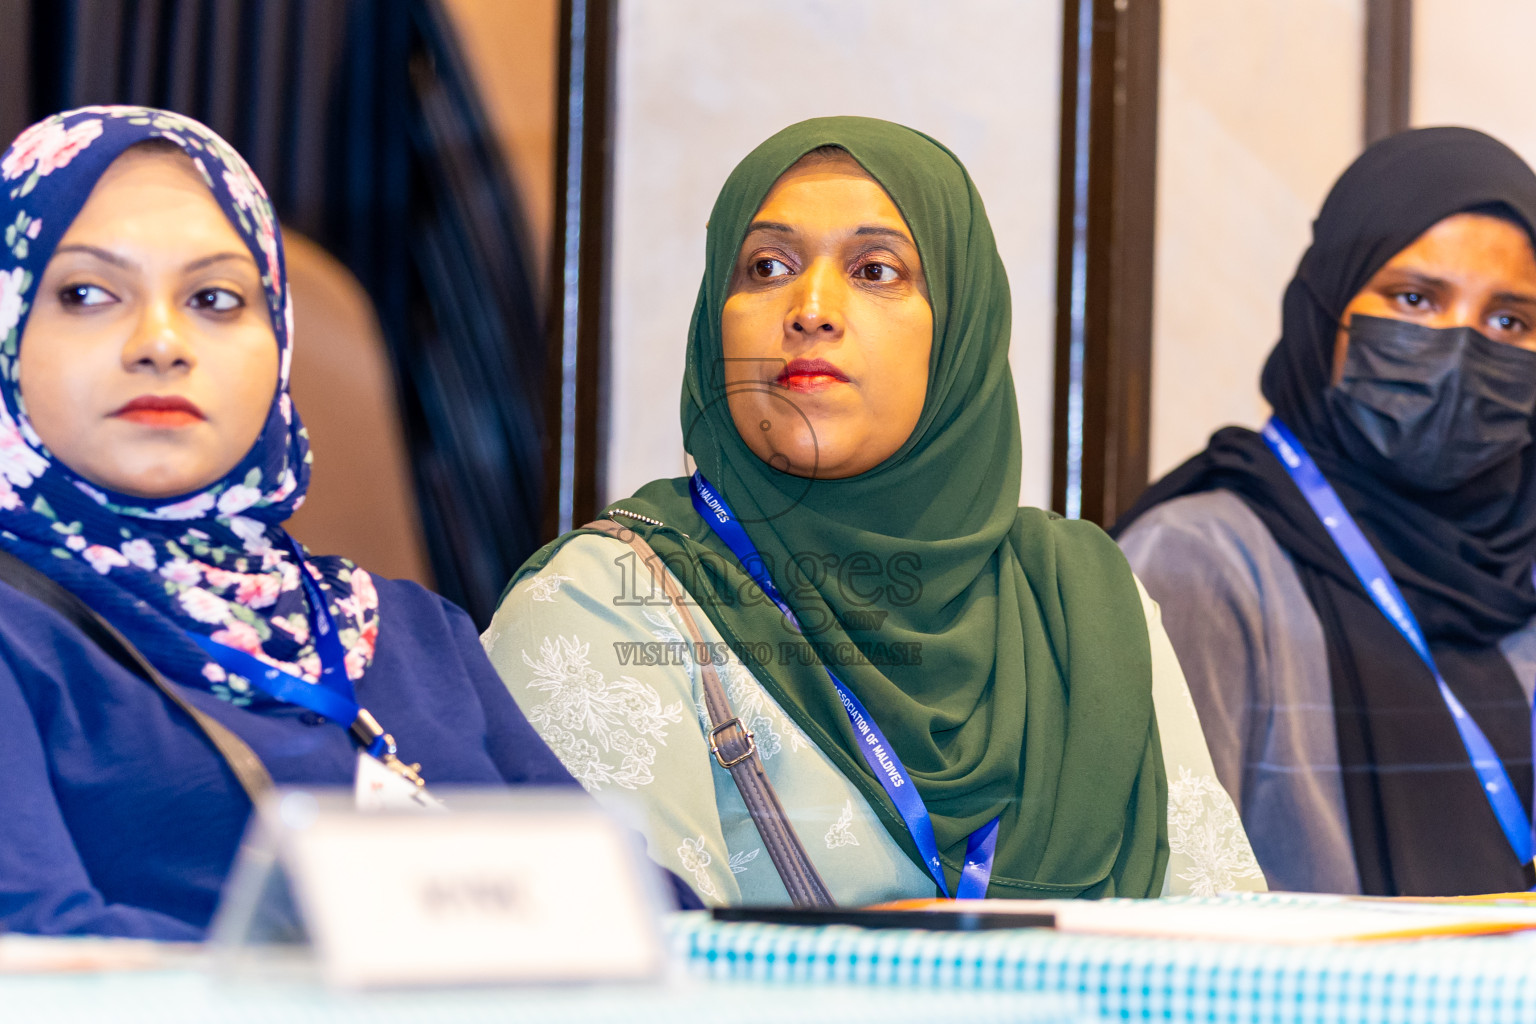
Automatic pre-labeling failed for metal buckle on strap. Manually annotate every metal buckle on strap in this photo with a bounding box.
[349,707,386,750]
[351,709,427,789]
[709,718,756,769]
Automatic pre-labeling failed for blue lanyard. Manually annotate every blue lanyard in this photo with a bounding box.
[186,534,398,764]
[1262,417,1533,866]
[690,472,1000,898]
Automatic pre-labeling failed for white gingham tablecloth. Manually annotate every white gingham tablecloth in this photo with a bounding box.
[667,894,1536,1024]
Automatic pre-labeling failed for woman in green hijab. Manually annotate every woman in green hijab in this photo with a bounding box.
[484,117,1261,904]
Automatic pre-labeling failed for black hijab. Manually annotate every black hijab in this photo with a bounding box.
[1116,127,1536,895]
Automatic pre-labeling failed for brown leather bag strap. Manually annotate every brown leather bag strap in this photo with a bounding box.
[584,519,835,907]
[0,548,275,806]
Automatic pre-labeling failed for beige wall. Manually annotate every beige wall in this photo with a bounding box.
[439,0,560,293]
[603,0,1065,509]
[1413,1,1536,164]
[1148,0,1364,480]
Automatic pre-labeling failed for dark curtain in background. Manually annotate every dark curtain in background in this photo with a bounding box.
[0,0,546,627]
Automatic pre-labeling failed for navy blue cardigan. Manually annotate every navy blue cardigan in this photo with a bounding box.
[0,574,582,939]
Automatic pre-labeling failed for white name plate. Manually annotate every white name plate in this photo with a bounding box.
[212,788,667,989]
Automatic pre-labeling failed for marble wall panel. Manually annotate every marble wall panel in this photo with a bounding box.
[1149,0,1363,480]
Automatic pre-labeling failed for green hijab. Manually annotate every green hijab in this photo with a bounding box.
[521,116,1166,898]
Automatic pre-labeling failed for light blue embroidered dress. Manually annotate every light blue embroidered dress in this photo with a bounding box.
[485,533,1266,904]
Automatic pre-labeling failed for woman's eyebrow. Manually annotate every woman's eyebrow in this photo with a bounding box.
[48,246,254,275]
[853,226,913,243]
[745,220,795,235]
[182,251,254,273]
[52,243,137,270]
[1379,269,1447,290]
[1384,268,1536,306]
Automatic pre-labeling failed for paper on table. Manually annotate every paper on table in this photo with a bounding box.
[878,893,1536,943]
[1397,890,1536,906]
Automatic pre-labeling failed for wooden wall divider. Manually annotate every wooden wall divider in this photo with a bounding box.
[1365,0,1413,145]
[546,0,616,537]
[1051,0,1161,526]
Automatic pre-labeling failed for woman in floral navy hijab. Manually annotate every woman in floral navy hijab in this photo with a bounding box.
[0,107,579,939]
[0,106,361,699]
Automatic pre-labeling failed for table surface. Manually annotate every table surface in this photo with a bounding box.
[14,892,1536,1024]
[0,966,1086,1024]
[668,892,1536,1024]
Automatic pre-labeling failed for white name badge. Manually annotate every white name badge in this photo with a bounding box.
[212,788,668,989]
[354,752,446,811]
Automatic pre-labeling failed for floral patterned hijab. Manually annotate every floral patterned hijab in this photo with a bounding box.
[0,106,379,704]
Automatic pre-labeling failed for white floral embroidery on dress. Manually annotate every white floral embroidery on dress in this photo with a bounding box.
[521,634,684,790]
[677,835,721,900]
[643,609,692,665]
[1166,765,1264,895]
[643,608,811,755]
[824,800,860,849]
[527,572,574,603]
[784,723,811,754]
[728,848,760,875]
[643,608,731,727]
[722,662,784,760]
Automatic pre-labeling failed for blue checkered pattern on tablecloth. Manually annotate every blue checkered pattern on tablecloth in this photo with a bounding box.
[666,894,1536,1024]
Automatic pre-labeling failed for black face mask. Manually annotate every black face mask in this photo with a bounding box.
[1327,314,1536,491]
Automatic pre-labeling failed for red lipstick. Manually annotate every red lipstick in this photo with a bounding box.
[112,395,205,428]
[776,358,850,393]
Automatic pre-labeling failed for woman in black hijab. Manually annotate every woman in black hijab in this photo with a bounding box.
[1116,127,1536,897]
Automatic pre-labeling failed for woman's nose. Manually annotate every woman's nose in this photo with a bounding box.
[121,300,195,374]
[1434,290,1488,332]
[786,260,846,340]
